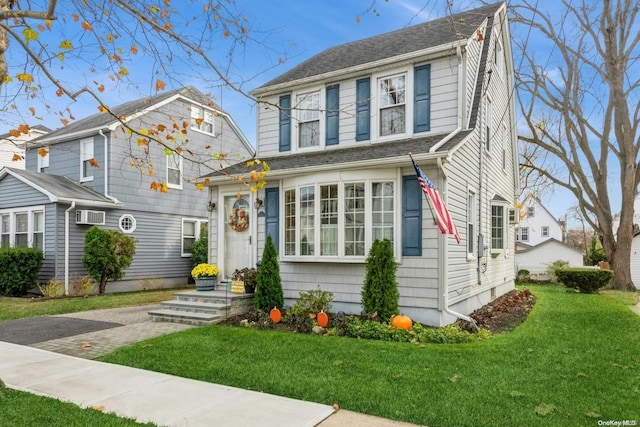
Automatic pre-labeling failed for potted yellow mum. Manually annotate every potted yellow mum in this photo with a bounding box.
[191,263,219,291]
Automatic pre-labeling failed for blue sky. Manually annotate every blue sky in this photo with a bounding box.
[0,0,586,223]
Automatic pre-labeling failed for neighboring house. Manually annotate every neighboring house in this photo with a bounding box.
[514,196,565,249]
[204,2,520,326]
[0,86,254,294]
[0,125,51,169]
[630,231,640,289]
[515,238,584,281]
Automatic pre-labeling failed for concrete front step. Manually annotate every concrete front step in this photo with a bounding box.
[160,299,229,314]
[148,309,221,326]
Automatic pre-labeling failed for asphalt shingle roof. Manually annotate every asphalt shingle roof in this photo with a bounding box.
[1,167,119,205]
[257,2,503,90]
[35,86,221,143]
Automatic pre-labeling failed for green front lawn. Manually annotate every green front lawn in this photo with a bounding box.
[0,288,184,321]
[100,285,640,426]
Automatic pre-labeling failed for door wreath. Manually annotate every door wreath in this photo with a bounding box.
[228,199,249,231]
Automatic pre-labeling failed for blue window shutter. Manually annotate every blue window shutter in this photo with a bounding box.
[325,84,339,146]
[279,95,291,152]
[402,176,422,256]
[356,78,370,141]
[414,65,431,133]
[265,188,279,252]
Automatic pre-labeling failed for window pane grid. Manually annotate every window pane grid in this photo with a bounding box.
[491,205,504,249]
[372,182,394,243]
[300,186,315,255]
[298,92,320,148]
[320,184,338,255]
[379,75,406,136]
[284,190,296,256]
[344,183,365,256]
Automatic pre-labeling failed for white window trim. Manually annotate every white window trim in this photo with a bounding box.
[289,86,325,153]
[181,217,207,257]
[490,200,508,255]
[541,226,549,238]
[80,138,94,182]
[190,104,216,135]
[516,227,529,242]
[167,153,183,190]
[118,214,137,233]
[0,206,45,250]
[372,70,412,142]
[280,169,400,263]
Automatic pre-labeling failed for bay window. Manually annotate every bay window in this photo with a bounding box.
[283,177,395,260]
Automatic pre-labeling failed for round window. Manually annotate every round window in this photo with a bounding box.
[119,214,136,233]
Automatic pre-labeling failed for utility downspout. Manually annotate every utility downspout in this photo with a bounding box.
[437,157,478,329]
[429,43,465,154]
[99,130,119,204]
[64,201,76,295]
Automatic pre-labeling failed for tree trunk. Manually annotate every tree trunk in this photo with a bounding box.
[609,226,636,291]
[99,273,108,294]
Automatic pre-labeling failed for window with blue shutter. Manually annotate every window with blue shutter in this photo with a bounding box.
[265,188,279,252]
[414,65,431,133]
[279,95,291,152]
[325,84,339,146]
[356,78,370,141]
[402,175,422,256]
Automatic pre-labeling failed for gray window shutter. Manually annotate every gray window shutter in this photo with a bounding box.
[414,65,431,133]
[356,78,370,141]
[265,187,279,252]
[326,84,339,146]
[279,95,291,152]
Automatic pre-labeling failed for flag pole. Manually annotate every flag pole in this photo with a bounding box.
[409,152,438,227]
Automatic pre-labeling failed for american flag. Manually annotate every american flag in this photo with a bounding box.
[412,157,461,244]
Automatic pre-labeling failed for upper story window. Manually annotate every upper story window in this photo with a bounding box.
[527,207,535,217]
[297,92,320,148]
[80,138,94,181]
[516,227,529,242]
[37,148,49,173]
[167,152,183,189]
[191,105,214,134]
[379,74,406,137]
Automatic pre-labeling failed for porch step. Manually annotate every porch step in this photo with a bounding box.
[148,309,221,326]
[148,288,254,326]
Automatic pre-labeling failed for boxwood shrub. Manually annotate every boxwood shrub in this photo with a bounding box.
[555,267,614,293]
[0,247,44,296]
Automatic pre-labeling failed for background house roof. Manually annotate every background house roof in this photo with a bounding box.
[256,2,503,90]
[0,167,120,207]
[32,86,223,144]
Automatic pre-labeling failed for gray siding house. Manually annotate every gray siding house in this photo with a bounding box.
[0,86,254,294]
[205,2,519,326]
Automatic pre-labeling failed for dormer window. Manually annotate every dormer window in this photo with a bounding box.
[297,92,320,148]
[379,74,406,136]
[191,105,214,134]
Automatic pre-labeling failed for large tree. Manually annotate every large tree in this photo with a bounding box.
[0,0,276,187]
[513,0,640,290]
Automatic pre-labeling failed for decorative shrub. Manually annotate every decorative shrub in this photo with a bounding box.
[290,287,334,317]
[82,226,136,294]
[546,259,570,283]
[71,275,96,296]
[556,268,614,293]
[516,269,530,283]
[190,230,208,269]
[361,239,399,320]
[0,247,43,296]
[254,234,284,311]
[37,278,64,298]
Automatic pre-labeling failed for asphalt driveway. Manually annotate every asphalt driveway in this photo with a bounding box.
[0,316,122,345]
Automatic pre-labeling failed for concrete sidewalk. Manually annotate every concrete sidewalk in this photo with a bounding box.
[0,340,334,426]
[0,304,422,426]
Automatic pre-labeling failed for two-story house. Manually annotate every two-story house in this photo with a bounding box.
[205,2,519,326]
[0,86,254,294]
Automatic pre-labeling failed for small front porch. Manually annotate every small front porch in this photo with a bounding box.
[148,288,254,326]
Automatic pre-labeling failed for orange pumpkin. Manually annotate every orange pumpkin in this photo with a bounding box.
[317,310,329,328]
[391,314,412,330]
[269,307,281,323]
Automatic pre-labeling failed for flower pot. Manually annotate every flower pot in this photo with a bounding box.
[195,276,217,291]
[244,284,255,294]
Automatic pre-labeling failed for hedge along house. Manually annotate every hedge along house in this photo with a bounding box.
[203,2,519,326]
[0,87,254,294]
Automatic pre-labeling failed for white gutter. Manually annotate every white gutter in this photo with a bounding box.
[437,157,478,329]
[64,201,75,295]
[99,130,120,204]
[429,43,465,153]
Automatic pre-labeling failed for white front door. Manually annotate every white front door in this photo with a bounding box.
[223,194,252,279]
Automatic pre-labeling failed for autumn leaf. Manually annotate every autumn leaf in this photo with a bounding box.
[195,118,203,125]
[18,124,29,134]
[59,40,73,50]
[98,84,105,93]
[223,30,230,38]
[118,66,129,76]
[8,129,20,137]
[56,88,64,97]
[137,138,149,146]
[98,105,107,113]
[60,118,69,126]
[89,158,100,167]
[12,154,23,161]
[92,405,105,411]
[82,21,93,31]
[28,107,35,116]
[16,73,33,83]
[80,343,92,349]
[155,79,166,91]
[139,128,149,136]
[250,170,259,182]
[156,124,166,132]
[38,148,48,157]
[130,44,138,54]
[22,28,39,42]
[72,13,79,22]
[356,15,361,23]
[195,183,204,191]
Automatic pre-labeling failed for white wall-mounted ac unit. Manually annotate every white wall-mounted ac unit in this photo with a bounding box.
[76,210,105,225]
[508,208,519,225]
